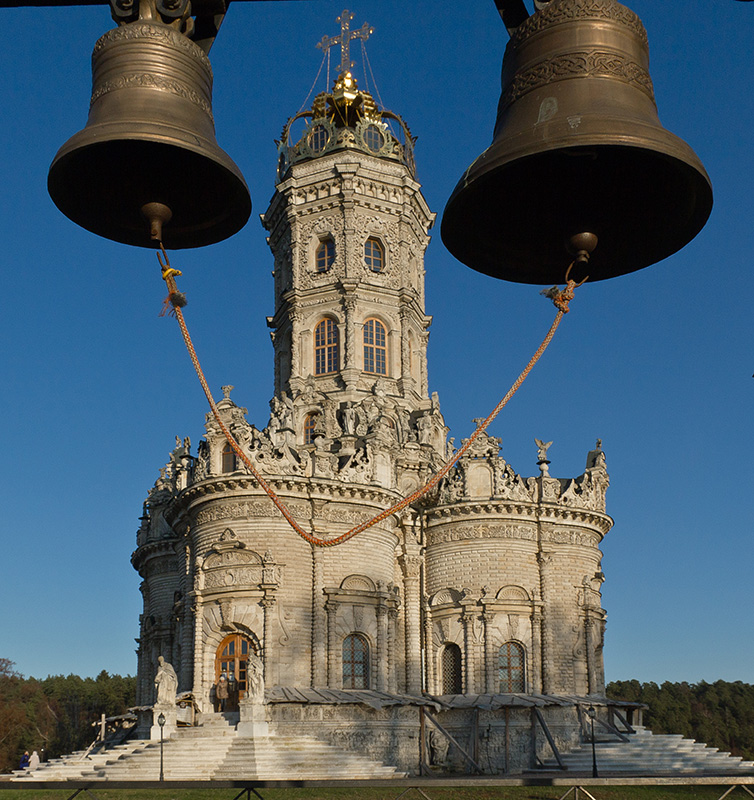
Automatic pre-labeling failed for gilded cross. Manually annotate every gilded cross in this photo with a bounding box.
[316,9,374,76]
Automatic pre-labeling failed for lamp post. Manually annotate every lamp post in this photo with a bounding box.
[587,706,598,778]
[157,712,166,781]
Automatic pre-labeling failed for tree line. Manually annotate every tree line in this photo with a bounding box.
[3,660,753,773]
[0,658,136,773]
[607,679,754,761]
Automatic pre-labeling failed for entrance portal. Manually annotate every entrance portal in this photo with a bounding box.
[214,633,254,712]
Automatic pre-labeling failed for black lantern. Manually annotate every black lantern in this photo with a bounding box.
[157,711,166,781]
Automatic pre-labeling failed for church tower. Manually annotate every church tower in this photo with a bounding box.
[131,12,619,773]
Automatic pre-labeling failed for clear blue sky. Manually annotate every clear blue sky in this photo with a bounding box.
[0,0,751,685]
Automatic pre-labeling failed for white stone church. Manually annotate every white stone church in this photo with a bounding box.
[13,12,754,783]
[128,38,623,773]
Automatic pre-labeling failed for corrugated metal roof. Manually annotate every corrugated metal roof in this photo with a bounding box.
[264,688,644,711]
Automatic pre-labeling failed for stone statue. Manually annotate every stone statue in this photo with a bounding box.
[586,438,606,469]
[535,438,553,477]
[417,411,433,444]
[279,391,294,429]
[342,401,357,435]
[535,438,553,463]
[154,655,178,705]
[247,652,265,704]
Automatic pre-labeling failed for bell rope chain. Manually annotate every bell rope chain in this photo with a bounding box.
[157,243,584,548]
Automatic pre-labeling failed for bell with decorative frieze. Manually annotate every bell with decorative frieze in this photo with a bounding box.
[48,12,251,249]
[441,0,712,284]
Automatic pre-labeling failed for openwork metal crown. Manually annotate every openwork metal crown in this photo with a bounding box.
[276,76,416,182]
[276,12,415,182]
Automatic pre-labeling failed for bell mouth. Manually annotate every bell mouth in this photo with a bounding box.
[48,136,252,250]
[442,142,713,285]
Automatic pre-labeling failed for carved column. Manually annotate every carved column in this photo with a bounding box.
[178,542,193,691]
[419,330,430,397]
[423,598,435,694]
[342,294,359,389]
[399,549,422,694]
[325,599,339,688]
[530,604,543,694]
[585,615,597,695]
[289,311,301,377]
[261,550,279,682]
[537,552,554,694]
[191,596,205,708]
[482,605,497,694]
[260,595,276,680]
[460,599,476,694]
[387,606,398,693]
[344,295,357,368]
[376,604,388,691]
[311,547,327,686]
[399,306,412,393]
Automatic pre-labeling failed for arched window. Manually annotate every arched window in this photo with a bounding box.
[221,442,237,473]
[499,641,525,693]
[363,319,387,375]
[315,238,335,272]
[364,237,384,272]
[342,633,369,689]
[314,319,339,375]
[441,643,462,694]
[303,412,319,445]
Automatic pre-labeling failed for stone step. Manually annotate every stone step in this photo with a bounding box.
[537,729,754,776]
[9,713,405,783]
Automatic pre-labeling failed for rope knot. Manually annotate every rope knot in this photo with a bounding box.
[541,280,577,313]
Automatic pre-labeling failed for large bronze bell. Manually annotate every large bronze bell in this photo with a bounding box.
[441,0,713,284]
[48,21,251,249]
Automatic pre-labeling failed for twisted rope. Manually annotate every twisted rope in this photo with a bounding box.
[158,244,580,547]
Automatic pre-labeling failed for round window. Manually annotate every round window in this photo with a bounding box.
[308,125,330,154]
[363,124,385,153]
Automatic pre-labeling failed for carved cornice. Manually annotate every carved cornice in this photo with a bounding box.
[181,474,401,505]
[131,539,178,573]
[426,499,612,536]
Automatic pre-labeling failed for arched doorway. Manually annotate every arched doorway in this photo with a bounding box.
[214,633,255,711]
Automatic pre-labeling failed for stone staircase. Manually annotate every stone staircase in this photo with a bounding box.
[537,725,754,776]
[10,712,405,781]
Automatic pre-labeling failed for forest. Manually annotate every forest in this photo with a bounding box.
[2,659,753,774]
[0,658,136,773]
[606,679,754,761]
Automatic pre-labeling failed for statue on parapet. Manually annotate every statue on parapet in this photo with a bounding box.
[535,438,553,477]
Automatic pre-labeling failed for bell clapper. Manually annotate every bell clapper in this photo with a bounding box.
[567,231,598,267]
[141,201,173,245]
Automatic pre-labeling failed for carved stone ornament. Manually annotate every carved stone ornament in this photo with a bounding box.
[496,585,530,602]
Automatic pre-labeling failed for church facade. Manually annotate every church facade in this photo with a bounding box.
[131,47,616,773]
